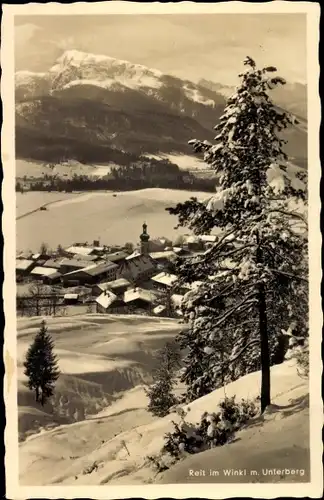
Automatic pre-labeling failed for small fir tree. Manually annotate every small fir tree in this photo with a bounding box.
[39,242,49,256]
[146,341,181,417]
[167,57,308,411]
[23,320,60,406]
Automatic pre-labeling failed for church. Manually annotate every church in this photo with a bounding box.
[117,223,157,284]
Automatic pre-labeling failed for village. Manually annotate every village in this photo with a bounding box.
[16,222,217,318]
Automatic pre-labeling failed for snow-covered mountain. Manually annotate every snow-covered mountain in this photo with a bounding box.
[198,78,307,121]
[16,50,223,111]
[15,50,307,167]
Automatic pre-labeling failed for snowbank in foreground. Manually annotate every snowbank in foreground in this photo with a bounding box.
[19,358,308,486]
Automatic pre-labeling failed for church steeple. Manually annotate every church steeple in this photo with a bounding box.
[140,222,150,254]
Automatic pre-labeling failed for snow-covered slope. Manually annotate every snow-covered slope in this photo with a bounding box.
[19,356,308,486]
[17,314,184,441]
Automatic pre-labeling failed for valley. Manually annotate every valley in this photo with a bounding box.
[16,188,210,252]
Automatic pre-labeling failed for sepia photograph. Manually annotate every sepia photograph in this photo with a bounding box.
[2,1,322,498]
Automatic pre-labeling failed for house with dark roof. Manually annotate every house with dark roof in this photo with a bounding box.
[16,259,36,277]
[59,258,98,275]
[43,258,65,270]
[61,261,118,286]
[117,254,157,283]
[92,278,132,297]
[105,251,129,264]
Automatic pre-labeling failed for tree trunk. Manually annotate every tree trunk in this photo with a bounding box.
[258,283,271,413]
[35,386,39,403]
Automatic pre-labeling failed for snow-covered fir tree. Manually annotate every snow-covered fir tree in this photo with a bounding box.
[24,320,60,406]
[146,341,181,417]
[168,57,308,412]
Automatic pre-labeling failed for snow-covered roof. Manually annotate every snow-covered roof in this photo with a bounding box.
[43,258,65,269]
[126,250,141,260]
[200,234,217,243]
[186,235,200,244]
[151,272,178,287]
[97,278,131,291]
[65,246,94,256]
[60,258,96,270]
[106,251,128,262]
[124,288,157,304]
[83,261,118,277]
[153,305,166,315]
[95,290,118,309]
[149,251,177,261]
[72,254,98,262]
[16,259,34,271]
[31,253,41,260]
[173,247,184,254]
[64,293,79,300]
[30,266,58,277]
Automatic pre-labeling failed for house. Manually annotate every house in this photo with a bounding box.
[199,234,217,249]
[17,252,33,260]
[80,261,118,283]
[148,237,173,253]
[43,258,65,269]
[118,254,157,283]
[149,250,178,267]
[200,234,217,244]
[92,278,131,297]
[30,266,59,281]
[63,293,79,305]
[31,252,50,262]
[59,258,97,275]
[72,254,99,262]
[61,261,118,286]
[153,304,167,316]
[185,235,204,252]
[123,287,157,311]
[173,246,191,256]
[16,259,36,278]
[65,245,95,257]
[151,272,178,290]
[42,271,62,285]
[95,290,125,314]
[105,251,129,264]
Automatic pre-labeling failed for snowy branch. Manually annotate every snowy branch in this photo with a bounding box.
[213,294,257,328]
[267,209,308,228]
[269,268,308,283]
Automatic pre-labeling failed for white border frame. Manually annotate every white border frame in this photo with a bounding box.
[2,2,322,498]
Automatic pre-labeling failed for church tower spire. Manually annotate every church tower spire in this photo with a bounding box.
[140,222,150,255]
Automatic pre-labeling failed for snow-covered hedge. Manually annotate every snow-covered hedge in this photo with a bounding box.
[162,396,258,460]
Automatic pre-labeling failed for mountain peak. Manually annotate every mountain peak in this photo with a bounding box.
[48,49,165,91]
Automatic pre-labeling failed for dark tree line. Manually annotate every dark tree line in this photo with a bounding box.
[16,157,216,193]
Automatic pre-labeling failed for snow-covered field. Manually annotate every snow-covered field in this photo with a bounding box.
[18,312,309,487]
[16,188,210,252]
[17,314,184,442]
[144,153,208,171]
[16,159,116,181]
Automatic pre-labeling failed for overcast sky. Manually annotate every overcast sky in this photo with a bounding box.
[15,14,307,85]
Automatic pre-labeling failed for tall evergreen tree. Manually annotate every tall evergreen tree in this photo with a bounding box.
[168,57,308,412]
[23,320,60,406]
[146,340,181,417]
